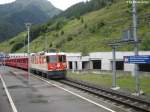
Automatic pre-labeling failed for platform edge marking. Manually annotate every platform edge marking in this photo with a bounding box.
[0,74,18,112]
[32,75,116,112]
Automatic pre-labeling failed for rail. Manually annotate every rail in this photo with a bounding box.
[59,78,150,112]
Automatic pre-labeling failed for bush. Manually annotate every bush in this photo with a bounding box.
[88,26,96,33]
[81,17,84,23]
[54,33,59,37]
[9,40,15,45]
[84,23,87,29]
[67,36,73,41]
[11,43,24,52]
[49,43,52,47]
[97,21,105,29]
[60,30,64,35]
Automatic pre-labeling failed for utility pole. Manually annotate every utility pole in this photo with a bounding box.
[45,34,48,52]
[25,23,31,84]
[112,46,116,88]
[132,0,140,95]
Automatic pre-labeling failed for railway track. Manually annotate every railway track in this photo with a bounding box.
[59,78,150,112]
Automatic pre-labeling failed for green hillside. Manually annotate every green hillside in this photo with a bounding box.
[0,0,150,53]
[0,0,61,42]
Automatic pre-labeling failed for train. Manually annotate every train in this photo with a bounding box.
[4,51,67,79]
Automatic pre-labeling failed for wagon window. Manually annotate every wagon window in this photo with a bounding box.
[44,56,46,63]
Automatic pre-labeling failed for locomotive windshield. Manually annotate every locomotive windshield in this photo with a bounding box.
[46,55,57,63]
[46,55,66,63]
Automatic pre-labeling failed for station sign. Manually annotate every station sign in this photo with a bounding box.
[124,55,150,64]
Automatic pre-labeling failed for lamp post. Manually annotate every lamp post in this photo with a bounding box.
[108,44,120,90]
[24,36,26,56]
[45,34,48,52]
[25,23,31,84]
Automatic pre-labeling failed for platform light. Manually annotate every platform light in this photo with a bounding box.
[25,23,31,84]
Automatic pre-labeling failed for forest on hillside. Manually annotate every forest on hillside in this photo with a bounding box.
[0,0,149,53]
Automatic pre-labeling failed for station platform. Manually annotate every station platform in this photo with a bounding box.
[0,67,127,112]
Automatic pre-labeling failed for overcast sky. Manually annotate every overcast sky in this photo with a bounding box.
[0,0,88,10]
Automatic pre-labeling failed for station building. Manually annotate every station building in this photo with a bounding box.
[66,51,150,72]
[6,51,150,72]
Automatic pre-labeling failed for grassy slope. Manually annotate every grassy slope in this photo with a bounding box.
[67,72,150,96]
[0,1,149,53]
[0,32,26,53]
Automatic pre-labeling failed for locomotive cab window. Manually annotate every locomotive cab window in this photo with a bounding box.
[58,55,66,62]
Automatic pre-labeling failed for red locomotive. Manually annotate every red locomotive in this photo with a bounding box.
[30,52,67,79]
[4,51,67,79]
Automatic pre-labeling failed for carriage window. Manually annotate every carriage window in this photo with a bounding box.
[44,56,46,63]
[46,56,57,63]
[58,55,66,62]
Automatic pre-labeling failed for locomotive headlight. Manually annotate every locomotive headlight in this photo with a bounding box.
[57,63,60,68]
[63,63,67,68]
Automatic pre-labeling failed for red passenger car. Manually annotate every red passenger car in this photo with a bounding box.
[5,56,28,70]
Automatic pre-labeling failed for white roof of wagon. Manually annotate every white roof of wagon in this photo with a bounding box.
[45,52,66,55]
[8,53,28,57]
